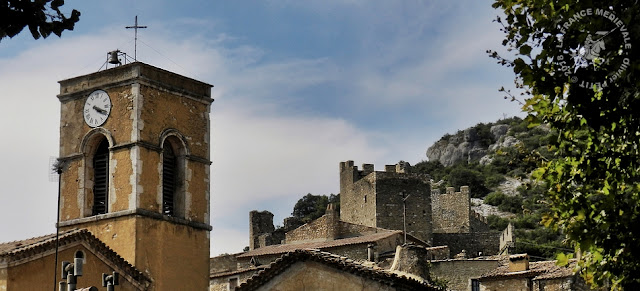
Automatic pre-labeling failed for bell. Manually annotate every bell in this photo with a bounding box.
[108,51,121,65]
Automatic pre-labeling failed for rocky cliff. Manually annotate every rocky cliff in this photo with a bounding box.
[427,123,512,166]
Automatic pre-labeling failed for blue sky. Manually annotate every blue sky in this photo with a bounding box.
[0,0,521,255]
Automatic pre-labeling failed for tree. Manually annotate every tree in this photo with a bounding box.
[448,167,489,197]
[1,0,80,41]
[291,193,330,223]
[490,1,640,288]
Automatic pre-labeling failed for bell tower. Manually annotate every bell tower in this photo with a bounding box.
[56,62,213,290]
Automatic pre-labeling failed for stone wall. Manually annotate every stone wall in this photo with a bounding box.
[249,210,275,250]
[471,211,490,232]
[254,261,397,291]
[374,170,433,244]
[433,232,500,257]
[430,259,501,291]
[479,277,531,291]
[426,246,450,260]
[499,223,515,255]
[340,161,377,228]
[339,161,433,243]
[432,186,471,233]
[285,211,339,243]
[209,269,258,291]
[210,254,239,274]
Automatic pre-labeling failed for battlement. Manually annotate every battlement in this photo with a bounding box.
[432,186,472,234]
[443,186,470,195]
[339,160,433,243]
[340,160,412,176]
[339,160,419,188]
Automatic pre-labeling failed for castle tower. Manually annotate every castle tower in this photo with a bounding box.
[56,62,213,290]
[339,161,433,244]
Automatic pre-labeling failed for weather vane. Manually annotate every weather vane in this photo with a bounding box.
[125,16,147,61]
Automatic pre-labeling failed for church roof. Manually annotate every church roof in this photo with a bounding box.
[237,230,409,258]
[237,249,443,291]
[0,229,150,286]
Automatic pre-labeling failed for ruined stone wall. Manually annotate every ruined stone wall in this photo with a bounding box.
[431,186,471,233]
[249,210,275,250]
[433,232,500,258]
[430,259,501,291]
[339,161,377,228]
[471,211,490,232]
[286,213,337,244]
[500,223,515,255]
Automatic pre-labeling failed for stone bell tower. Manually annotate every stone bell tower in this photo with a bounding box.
[56,62,213,290]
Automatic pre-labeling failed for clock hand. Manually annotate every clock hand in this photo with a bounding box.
[93,105,108,115]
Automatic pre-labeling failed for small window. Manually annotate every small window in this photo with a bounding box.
[162,141,177,216]
[471,279,480,291]
[92,139,109,215]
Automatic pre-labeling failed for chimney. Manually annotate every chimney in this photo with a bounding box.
[367,243,375,262]
[508,254,530,272]
[389,244,430,280]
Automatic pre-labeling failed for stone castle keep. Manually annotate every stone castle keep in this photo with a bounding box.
[247,161,500,257]
[339,161,433,243]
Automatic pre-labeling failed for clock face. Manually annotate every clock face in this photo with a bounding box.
[83,90,112,127]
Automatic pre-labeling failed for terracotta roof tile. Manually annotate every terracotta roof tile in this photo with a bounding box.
[237,249,444,291]
[210,266,266,278]
[237,231,404,258]
[479,258,576,281]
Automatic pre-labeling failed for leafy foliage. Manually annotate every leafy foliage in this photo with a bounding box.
[417,116,569,261]
[0,0,80,41]
[448,167,490,197]
[484,192,523,213]
[491,0,640,288]
[291,193,339,224]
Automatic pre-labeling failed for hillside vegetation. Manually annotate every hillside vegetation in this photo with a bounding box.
[415,116,568,260]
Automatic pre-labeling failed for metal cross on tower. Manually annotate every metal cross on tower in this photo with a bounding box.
[125,16,147,61]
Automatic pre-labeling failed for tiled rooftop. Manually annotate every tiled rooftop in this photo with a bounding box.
[237,249,444,291]
[237,230,402,258]
[479,257,577,281]
[0,229,150,285]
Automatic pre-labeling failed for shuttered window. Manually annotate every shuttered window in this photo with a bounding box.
[162,143,177,216]
[92,139,109,215]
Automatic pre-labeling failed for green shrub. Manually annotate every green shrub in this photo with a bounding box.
[448,167,489,197]
[484,192,505,206]
[487,215,509,230]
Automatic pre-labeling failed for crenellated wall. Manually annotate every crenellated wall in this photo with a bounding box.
[432,186,471,233]
[339,161,433,243]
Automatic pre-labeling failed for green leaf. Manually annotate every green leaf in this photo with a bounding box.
[519,44,532,55]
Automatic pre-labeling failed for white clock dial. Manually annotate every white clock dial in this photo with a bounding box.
[83,90,112,127]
